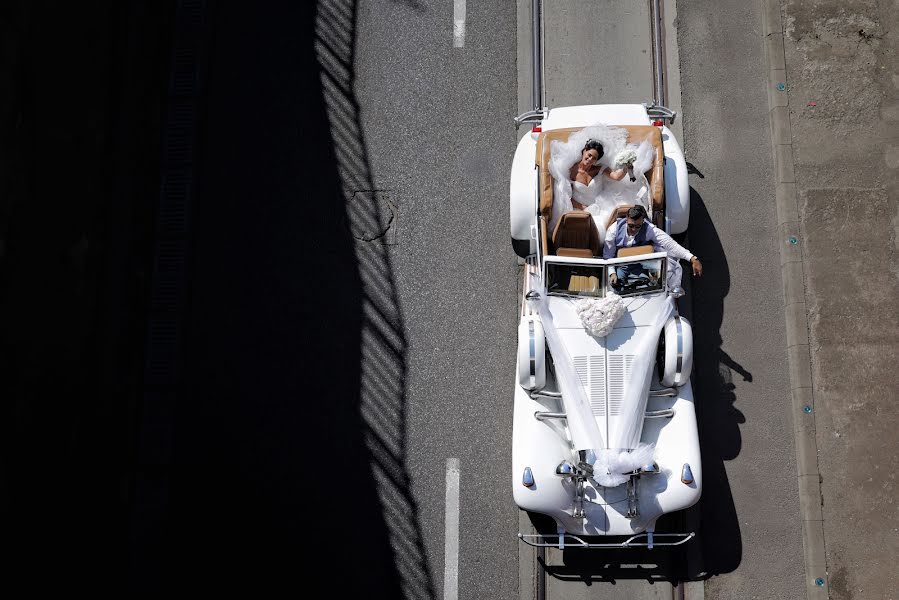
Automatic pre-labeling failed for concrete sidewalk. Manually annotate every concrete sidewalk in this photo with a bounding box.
[766,0,899,598]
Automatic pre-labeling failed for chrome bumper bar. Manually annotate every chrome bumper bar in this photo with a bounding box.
[518,531,695,550]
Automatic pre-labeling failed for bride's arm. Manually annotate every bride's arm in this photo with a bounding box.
[604,167,628,181]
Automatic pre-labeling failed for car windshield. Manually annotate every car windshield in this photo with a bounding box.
[545,262,605,297]
[609,257,665,296]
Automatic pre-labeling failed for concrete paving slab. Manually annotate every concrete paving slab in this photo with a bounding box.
[784,301,809,348]
[779,222,804,266]
[793,421,820,476]
[778,0,899,597]
[775,143,796,183]
[801,519,828,570]
[769,106,792,146]
[802,520,830,600]
[787,344,813,390]
[797,475,824,522]
[791,386,816,421]
[775,182,800,225]
[762,0,784,36]
[768,69,789,108]
[765,34,787,72]
[781,260,806,306]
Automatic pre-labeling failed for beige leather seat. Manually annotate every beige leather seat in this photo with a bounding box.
[552,211,602,257]
[605,205,635,230]
[568,274,601,293]
[618,244,655,258]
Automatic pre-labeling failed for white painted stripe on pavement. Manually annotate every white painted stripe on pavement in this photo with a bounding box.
[453,0,466,47]
[443,458,460,600]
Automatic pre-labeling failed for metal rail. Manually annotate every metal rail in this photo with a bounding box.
[649,0,665,107]
[515,0,545,127]
[532,0,542,111]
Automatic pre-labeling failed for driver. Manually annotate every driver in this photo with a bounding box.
[611,261,650,289]
[604,205,703,286]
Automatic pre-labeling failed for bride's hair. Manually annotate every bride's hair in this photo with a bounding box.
[582,139,604,162]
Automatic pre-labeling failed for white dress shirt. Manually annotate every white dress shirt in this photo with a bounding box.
[603,220,695,262]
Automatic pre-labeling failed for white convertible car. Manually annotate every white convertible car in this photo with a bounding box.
[510,104,700,549]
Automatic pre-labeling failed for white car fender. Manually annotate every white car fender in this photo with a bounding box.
[510,131,539,256]
[661,315,693,387]
[517,317,546,391]
[661,126,690,234]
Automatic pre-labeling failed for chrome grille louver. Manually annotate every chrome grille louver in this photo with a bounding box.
[573,354,635,417]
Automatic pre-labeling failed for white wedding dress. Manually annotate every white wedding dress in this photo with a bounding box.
[548,124,655,241]
[571,175,603,205]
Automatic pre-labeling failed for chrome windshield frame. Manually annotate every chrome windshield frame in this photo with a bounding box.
[542,252,669,299]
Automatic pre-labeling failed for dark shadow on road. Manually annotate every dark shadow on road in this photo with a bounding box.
[0,2,174,594]
[687,185,745,578]
[129,1,432,597]
[1,1,433,596]
[541,545,686,586]
[316,1,435,598]
[686,161,705,179]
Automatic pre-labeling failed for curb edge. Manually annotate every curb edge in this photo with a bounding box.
[760,1,829,598]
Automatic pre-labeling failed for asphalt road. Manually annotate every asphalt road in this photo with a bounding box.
[677,1,806,598]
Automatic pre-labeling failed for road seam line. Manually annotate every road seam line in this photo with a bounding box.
[760,1,829,597]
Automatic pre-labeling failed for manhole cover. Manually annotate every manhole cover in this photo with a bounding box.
[345,189,398,245]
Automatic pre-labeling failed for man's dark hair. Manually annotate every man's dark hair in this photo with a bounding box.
[626,205,647,220]
[582,139,604,159]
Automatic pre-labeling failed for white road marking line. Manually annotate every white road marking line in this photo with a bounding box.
[453,0,466,48]
[443,458,460,600]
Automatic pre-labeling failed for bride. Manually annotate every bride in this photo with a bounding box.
[569,139,628,210]
[548,125,655,240]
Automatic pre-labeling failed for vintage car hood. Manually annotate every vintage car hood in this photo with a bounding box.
[546,293,668,448]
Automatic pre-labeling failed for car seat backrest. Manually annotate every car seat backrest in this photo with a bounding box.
[617,244,655,258]
[552,211,602,257]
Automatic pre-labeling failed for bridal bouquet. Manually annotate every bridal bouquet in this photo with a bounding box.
[613,148,638,168]
[574,295,625,337]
